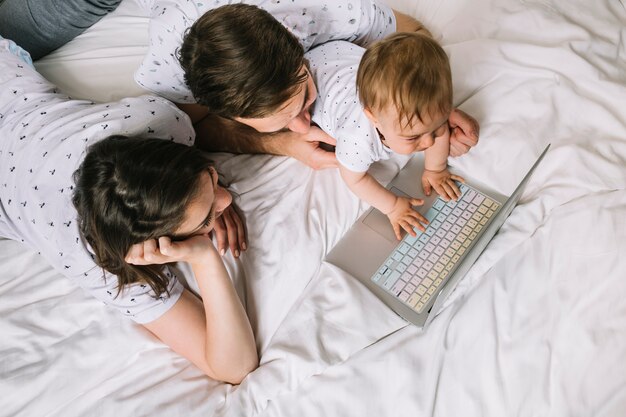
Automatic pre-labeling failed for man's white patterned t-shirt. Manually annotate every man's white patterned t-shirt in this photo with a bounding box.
[135,0,396,103]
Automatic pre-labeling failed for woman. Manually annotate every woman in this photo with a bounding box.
[0,39,257,384]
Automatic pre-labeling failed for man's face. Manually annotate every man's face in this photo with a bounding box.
[234,65,317,134]
[365,105,451,155]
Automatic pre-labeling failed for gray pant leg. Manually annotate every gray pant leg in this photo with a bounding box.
[0,0,122,60]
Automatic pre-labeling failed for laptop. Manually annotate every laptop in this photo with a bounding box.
[325,144,550,328]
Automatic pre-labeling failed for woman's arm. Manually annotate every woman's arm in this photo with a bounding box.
[131,236,258,384]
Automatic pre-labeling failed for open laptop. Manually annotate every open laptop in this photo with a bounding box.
[325,144,550,328]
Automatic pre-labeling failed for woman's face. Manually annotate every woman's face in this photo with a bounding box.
[173,167,232,238]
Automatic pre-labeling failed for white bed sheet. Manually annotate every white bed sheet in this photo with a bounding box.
[2,0,626,416]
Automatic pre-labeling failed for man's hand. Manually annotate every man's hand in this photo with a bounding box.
[421,169,465,201]
[284,125,338,170]
[448,108,480,157]
[386,196,429,241]
[212,204,247,258]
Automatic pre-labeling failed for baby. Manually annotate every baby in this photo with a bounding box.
[307,33,466,240]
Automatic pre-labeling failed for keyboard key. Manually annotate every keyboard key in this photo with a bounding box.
[477,205,488,214]
[415,301,425,312]
[407,264,418,275]
[411,257,424,268]
[463,189,477,202]
[433,262,444,272]
[405,233,419,246]
[401,254,413,265]
[417,268,428,278]
[413,242,425,251]
[419,234,430,244]
[436,213,447,223]
[461,211,472,220]
[416,285,427,295]
[433,199,445,210]
[441,206,452,215]
[407,293,421,307]
[383,271,401,289]
[440,255,450,264]
[422,277,433,287]
[428,253,439,263]
[425,208,439,222]
[467,219,478,229]
[422,260,433,270]
[457,201,468,210]
[392,279,407,295]
[483,198,494,208]
[430,236,441,245]
[399,291,410,302]
[440,238,451,248]
[434,246,445,256]
[441,220,452,231]
[398,243,410,255]
[447,214,458,223]
[392,251,404,262]
[445,247,456,257]
[396,263,407,273]
[435,228,446,238]
[427,286,437,295]
[472,194,485,205]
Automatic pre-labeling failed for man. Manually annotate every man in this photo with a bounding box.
[135,0,479,169]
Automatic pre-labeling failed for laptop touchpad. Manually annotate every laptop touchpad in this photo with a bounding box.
[362,187,410,243]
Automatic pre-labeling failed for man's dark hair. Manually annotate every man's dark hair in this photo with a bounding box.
[178,4,307,119]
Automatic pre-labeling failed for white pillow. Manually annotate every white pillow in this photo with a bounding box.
[34,0,151,103]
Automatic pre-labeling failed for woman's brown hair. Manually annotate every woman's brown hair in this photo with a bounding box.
[72,136,213,297]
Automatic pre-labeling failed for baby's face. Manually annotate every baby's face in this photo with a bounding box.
[366,106,450,155]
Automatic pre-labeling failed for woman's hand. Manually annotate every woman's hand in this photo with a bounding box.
[212,204,247,258]
[125,234,218,266]
[386,196,429,240]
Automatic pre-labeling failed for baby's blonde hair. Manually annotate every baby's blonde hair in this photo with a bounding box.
[357,32,452,128]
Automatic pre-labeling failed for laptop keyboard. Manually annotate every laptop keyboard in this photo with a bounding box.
[371,184,501,314]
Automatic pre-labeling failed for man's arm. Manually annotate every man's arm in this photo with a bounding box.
[179,104,337,170]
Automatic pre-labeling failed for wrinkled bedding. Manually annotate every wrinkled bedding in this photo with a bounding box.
[2,0,626,416]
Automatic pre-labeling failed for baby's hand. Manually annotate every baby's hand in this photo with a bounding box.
[421,169,465,201]
[386,196,429,240]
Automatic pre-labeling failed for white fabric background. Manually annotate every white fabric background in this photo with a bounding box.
[2,0,626,416]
